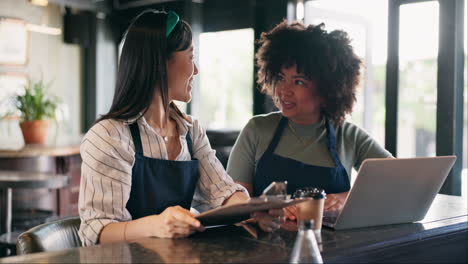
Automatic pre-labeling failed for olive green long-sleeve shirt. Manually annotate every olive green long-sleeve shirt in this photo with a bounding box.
[227,112,393,184]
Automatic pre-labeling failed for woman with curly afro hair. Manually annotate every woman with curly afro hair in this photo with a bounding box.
[227,20,392,226]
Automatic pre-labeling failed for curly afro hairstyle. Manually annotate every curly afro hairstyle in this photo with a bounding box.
[256,20,362,126]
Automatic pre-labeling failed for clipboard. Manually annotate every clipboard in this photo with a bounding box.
[195,198,307,227]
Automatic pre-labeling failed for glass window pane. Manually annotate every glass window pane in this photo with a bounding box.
[198,29,254,129]
[398,2,439,158]
[305,0,388,147]
[305,0,388,183]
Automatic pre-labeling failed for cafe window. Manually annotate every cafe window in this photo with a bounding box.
[397,1,439,158]
[305,0,388,148]
[305,0,388,182]
[197,28,254,130]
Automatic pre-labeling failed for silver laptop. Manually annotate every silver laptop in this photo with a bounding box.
[323,156,457,230]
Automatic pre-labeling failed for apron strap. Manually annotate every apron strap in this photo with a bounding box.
[129,122,143,155]
[324,118,344,169]
[264,117,288,155]
[186,131,194,157]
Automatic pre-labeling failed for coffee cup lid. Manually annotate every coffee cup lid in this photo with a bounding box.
[293,187,326,199]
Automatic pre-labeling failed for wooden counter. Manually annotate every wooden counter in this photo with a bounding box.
[0,143,80,158]
[0,194,466,263]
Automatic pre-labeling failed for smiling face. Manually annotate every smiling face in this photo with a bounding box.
[167,45,198,103]
[275,64,323,125]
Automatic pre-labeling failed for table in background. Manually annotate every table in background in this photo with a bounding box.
[0,138,82,225]
[0,171,69,255]
[0,194,466,263]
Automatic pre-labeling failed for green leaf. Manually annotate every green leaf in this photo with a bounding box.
[13,78,58,122]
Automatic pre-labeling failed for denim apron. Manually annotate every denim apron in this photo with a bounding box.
[253,117,350,196]
[126,122,199,219]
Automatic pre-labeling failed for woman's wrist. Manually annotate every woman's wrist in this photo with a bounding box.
[223,191,249,206]
[125,216,155,240]
[123,221,129,241]
[138,215,158,238]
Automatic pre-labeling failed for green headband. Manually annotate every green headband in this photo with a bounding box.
[166,11,179,37]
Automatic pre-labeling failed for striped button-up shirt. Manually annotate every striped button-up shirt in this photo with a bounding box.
[78,109,248,246]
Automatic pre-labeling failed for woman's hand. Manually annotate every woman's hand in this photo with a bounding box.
[147,206,205,238]
[324,192,349,211]
[283,205,298,221]
[251,209,284,232]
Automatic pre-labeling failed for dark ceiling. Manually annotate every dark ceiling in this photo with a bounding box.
[47,0,182,13]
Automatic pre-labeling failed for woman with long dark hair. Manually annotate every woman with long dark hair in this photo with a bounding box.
[78,10,282,246]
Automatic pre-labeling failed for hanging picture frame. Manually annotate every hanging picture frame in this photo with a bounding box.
[0,18,29,65]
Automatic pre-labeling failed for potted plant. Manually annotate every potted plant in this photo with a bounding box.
[14,78,58,144]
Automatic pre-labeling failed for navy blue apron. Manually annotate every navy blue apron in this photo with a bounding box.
[126,122,199,219]
[253,117,350,196]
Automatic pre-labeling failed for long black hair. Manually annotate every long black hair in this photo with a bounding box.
[97,10,192,123]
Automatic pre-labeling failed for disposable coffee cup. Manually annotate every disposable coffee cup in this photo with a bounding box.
[293,187,326,231]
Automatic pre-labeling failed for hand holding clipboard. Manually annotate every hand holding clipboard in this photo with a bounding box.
[196,182,308,227]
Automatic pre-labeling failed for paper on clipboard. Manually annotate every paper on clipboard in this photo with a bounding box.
[195,198,308,227]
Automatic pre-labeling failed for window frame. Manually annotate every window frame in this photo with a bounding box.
[385,0,465,195]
